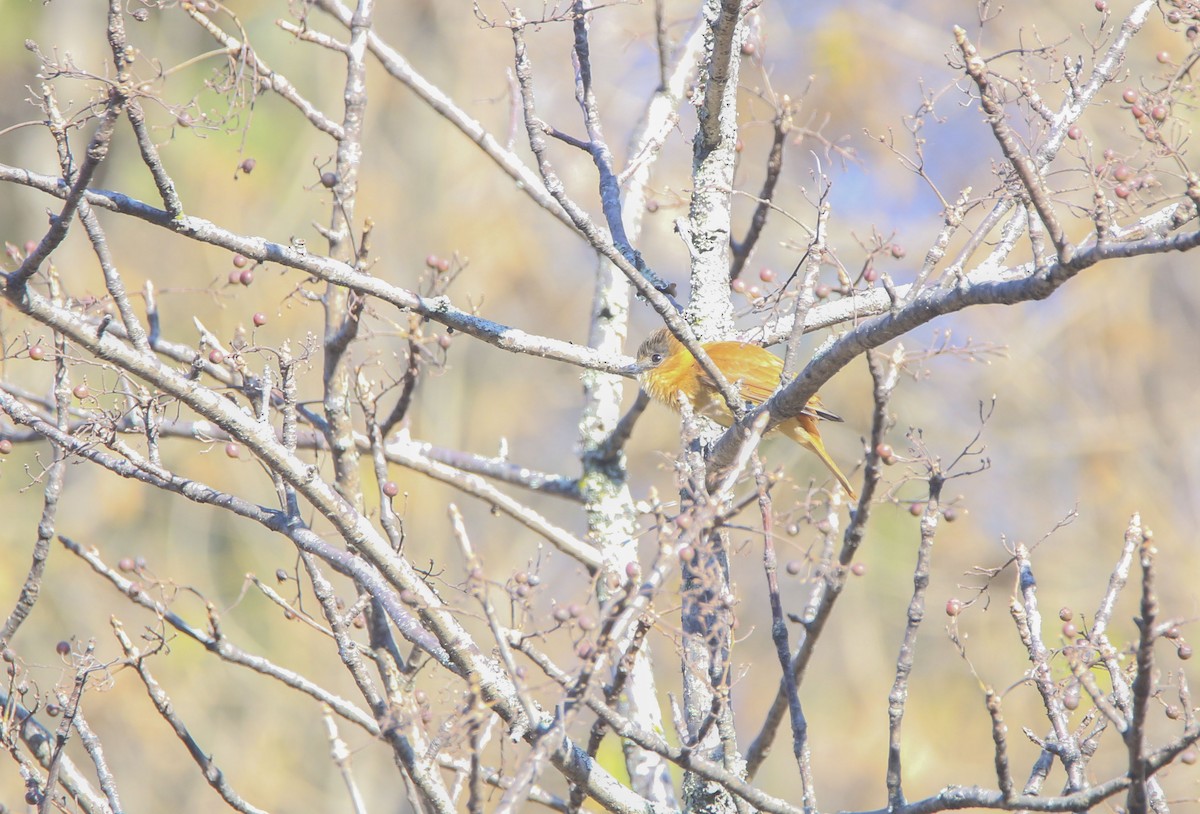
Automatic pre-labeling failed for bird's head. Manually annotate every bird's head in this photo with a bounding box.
[635,327,672,368]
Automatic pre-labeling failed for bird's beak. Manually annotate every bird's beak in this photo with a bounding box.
[618,359,644,378]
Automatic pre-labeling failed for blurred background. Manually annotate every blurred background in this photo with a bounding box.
[0,0,1197,810]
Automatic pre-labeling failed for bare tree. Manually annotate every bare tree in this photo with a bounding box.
[0,1,1197,812]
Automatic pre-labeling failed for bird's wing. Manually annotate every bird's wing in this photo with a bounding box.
[699,342,783,406]
[700,343,840,420]
[805,395,843,423]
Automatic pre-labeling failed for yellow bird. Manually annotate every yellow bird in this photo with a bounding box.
[635,327,857,500]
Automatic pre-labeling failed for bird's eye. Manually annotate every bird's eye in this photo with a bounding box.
[650,353,664,365]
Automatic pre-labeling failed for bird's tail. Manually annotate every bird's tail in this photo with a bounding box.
[784,417,858,501]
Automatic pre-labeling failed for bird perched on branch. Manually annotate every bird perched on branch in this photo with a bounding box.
[634,327,857,500]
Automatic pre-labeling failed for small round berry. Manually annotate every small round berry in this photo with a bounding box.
[320,171,338,188]
[224,442,241,459]
[382,480,399,497]
[1151,105,1168,121]
[1165,626,1181,639]
[815,283,831,299]
[0,649,13,663]
[1102,148,1116,160]
[1114,184,1130,199]
[578,616,596,631]
[1168,9,1182,23]
[239,157,256,174]
[1113,164,1133,182]
[731,278,747,294]
[425,254,440,269]
[1067,126,1082,140]
[740,41,756,56]
[678,544,695,563]
[209,349,225,364]
[863,266,878,283]
[400,589,419,606]
[890,243,906,259]
[552,607,570,623]
[675,514,692,530]
[568,603,583,618]
[758,267,776,283]
[1182,749,1197,765]
[1122,88,1138,104]
[72,384,89,400]
[23,240,36,256]
[0,439,14,454]
[734,138,744,153]
[118,557,136,572]
[438,334,452,350]
[1059,606,1074,622]
[239,269,254,286]
[436,258,450,272]
[1131,104,1146,120]
[1062,622,1077,638]
[646,199,659,213]
[1063,683,1080,710]
[228,269,242,285]
[1179,644,1193,660]
[232,254,248,268]
[850,562,866,576]
[785,560,803,576]
[275,569,288,583]
[576,641,595,659]
[55,641,70,656]
[1157,50,1171,64]
[28,345,45,361]
[909,502,925,517]
[1094,0,1106,10]
[943,507,960,522]
[252,312,267,327]
[1167,705,1183,720]
[747,284,762,299]
[946,598,962,616]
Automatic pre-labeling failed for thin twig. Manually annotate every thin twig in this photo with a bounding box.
[1124,533,1158,814]
[111,619,270,814]
[885,473,942,809]
[1011,545,1086,791]
[754,457,814,806]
